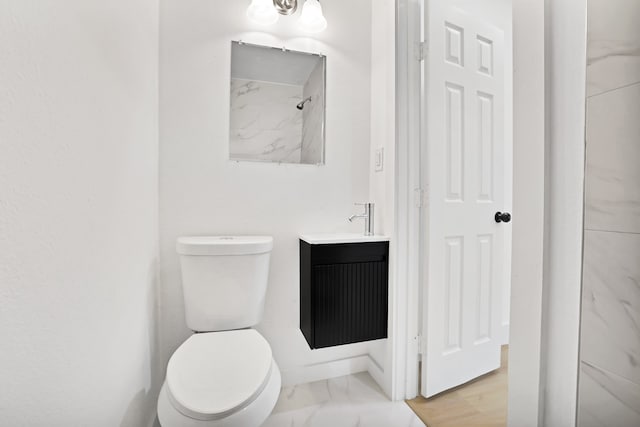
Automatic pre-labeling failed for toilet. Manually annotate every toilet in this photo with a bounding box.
[157,236,281,427]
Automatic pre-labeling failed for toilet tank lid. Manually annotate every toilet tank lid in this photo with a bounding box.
[176,236,273,256]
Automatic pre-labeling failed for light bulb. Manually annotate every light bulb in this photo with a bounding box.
[247,0,279,26]
[298,0,327,33]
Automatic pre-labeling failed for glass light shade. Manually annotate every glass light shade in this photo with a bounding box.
[247,0,279,25]
[298,0,327,33]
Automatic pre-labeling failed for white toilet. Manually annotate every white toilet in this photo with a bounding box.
[157,236,281,427]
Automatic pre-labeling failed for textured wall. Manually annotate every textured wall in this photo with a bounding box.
[578,0,640,425]
[0,1,160,425]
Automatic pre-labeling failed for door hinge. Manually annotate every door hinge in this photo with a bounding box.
[416,41,428,62]
[414,187,428,208]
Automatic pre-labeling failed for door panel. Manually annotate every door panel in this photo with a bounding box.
[421,3,507,398]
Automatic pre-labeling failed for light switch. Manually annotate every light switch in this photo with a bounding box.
[375,148,384,172]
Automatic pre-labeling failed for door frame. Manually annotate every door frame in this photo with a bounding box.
[392,0,586,425]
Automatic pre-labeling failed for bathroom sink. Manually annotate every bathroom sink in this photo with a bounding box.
[299,233,390,245]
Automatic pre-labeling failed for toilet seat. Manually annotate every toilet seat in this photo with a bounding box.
[166,330,273,421]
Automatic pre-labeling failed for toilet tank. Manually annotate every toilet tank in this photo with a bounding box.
[176,236,273,332]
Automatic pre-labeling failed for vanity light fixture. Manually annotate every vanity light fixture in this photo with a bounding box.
[246,0,280,25]
[246,0,327,33]
[273,0,298,15]
[297,0,327,33]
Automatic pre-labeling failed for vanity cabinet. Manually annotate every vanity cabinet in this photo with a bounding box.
[299,238,389,349]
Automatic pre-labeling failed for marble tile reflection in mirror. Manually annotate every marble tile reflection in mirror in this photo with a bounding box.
[229,41,326,165]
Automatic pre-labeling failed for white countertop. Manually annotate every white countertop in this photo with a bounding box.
[299,233,390,245]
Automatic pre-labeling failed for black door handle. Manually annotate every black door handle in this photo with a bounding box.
[495,212,512,223]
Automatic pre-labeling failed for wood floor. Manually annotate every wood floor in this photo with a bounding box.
[406,346,509,427]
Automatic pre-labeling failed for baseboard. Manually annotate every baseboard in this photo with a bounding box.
[280,354,371,387]
[367,356,391,398]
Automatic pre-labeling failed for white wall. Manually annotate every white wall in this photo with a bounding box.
[369,0,398,397]
[370,0,397,238]
[159,0,379,387]
[0,1,160,426]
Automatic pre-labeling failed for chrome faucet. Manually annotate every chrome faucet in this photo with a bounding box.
[348,203,375,236]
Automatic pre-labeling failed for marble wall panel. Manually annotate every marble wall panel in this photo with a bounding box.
[579,2,640,425]
[230,78,303,163]
[578,362,640,427]
[587,0,640,96]
[584,82,640,234]
[301,60,325,165]
[581,230,640,386]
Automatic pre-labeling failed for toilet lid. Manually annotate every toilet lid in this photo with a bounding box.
[166,330,273,420]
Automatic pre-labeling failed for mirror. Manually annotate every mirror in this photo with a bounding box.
[229,41,326,165]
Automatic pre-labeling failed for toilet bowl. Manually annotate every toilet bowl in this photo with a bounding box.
[157,330,281,427]
[158,236,280,427]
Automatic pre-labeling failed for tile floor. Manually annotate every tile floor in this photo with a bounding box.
[263,372,425,427]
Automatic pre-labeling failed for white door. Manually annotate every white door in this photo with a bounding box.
[421,3,508,397]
